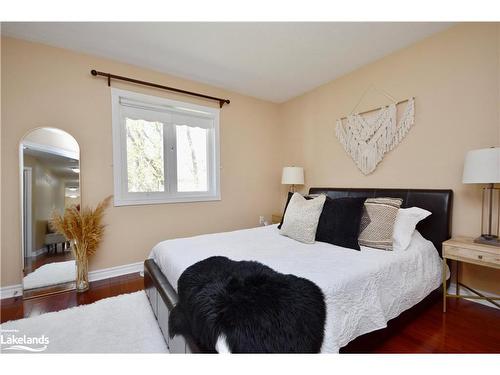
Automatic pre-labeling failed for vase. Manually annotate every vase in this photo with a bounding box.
[74,247,89,293]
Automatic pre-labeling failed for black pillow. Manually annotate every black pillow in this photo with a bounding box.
[315,197,366,250]
[277,192,293,229]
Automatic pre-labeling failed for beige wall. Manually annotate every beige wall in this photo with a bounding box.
[279,23,500,294]
[2,24,500,294]
[1,37,282,286]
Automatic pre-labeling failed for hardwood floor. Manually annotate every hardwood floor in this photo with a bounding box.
[1,273,499,353]
[341,293,500,353]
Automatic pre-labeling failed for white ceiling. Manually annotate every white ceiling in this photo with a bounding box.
[2,22,453,102]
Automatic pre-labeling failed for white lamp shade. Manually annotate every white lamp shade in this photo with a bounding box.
[281,167,304,185]
[462,147,500,183]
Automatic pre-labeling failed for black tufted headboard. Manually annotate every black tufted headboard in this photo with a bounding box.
[308,187,453,256]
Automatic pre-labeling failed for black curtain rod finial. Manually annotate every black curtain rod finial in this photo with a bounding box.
[219,99,231,108]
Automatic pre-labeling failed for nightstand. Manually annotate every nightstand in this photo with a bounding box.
[442,237,500,312]
[271,214,282,225]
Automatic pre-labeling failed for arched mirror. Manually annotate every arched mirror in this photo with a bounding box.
[20,128,80,299]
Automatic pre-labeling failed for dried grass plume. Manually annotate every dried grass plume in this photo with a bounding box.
[50,196,112,257]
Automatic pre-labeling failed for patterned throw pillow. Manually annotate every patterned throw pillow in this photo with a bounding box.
[278,192,321,229]
[279,193,326,244]
[358,197,403,250]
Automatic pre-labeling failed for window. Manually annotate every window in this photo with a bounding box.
[111,88,220,206]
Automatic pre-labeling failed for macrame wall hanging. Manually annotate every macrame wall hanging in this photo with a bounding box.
[335,86,415,175]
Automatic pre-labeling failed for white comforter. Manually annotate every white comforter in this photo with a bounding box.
[149,225,444,353]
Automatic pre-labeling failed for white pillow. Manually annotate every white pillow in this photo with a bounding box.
[279,193,326,244]
[392,207,431,251]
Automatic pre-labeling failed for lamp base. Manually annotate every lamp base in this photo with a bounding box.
[474,235,500,247]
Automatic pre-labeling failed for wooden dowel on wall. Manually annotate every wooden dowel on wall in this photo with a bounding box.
[339,97,414,121]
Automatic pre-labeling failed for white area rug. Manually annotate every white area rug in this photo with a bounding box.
[23,260,76,290]
[0,291,169,353]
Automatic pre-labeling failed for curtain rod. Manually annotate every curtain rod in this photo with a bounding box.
[339,97,413,121]
[90,69,230,108]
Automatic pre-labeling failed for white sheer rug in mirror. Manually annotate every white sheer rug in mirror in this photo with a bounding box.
[23,260,76,290]
[0,291,168,353]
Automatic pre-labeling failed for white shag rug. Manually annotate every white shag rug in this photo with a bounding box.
[0,291,169,353]
[23,260,76,290]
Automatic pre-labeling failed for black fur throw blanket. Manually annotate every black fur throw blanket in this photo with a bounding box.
[169,256,326,353]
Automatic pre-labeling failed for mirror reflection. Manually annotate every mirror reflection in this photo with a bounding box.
[21,128,80,297]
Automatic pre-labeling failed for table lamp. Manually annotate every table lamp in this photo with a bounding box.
[281,167,304,193]
[462,147,500,246]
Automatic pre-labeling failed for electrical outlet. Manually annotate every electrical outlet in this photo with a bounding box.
[259,216,265,225]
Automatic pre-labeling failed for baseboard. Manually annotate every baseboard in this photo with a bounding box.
[0,261,144,299]
[448,282,499,309]
[88,261,144,282]
[0,284,23,299]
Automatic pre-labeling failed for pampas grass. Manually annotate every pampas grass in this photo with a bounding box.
[50,196,112,291]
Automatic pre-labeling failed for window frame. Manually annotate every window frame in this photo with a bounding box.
[111,88,220,206]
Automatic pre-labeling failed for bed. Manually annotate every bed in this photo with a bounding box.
[144,187,453,353]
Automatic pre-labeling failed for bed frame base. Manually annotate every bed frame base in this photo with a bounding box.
[144,259,199,353]
[144,258,444,354]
